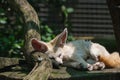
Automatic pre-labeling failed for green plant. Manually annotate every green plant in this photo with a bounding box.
[40,0,75,41]
[41,25,55,42]
[0,1,24,57]
[40,24,75,42]
[0,34,24,57]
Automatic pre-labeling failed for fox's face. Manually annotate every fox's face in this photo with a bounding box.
[31,28,68,64]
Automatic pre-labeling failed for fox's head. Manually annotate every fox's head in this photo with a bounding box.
[31,28,68,64]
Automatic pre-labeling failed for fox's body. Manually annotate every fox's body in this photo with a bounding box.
[63,40,110,62]
[31,28,119,70]
[54,40,108,70]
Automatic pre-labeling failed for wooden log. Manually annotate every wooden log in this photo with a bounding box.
[0,57,19,69]
[1,66,120,80]
[49,68,120,80]
[23,52,52,80]
[0,52,52,80]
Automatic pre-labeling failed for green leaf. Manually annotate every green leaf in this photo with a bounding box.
[67,8,74,13]
[14,43,21,49]
[47,28,53,33]
[0,17,7,24]
[61,5,66,11]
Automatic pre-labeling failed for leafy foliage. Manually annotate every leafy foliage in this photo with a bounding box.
[0,36,23,57]
[39,0,74,41]
[0,0,74,57]
[0,0,24,57]
[41,25,55,42]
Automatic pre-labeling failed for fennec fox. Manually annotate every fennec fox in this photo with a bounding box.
[31,28,109,71]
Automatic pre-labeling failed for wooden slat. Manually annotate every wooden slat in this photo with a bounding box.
[75,5,108,9]
[36,0,114,37]
[70,14,111,18]
[72,24,112,28]
[70,19,112,24]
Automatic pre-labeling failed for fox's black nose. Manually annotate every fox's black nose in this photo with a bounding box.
[51,58,61,69]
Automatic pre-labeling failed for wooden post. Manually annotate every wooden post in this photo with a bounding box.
[107,0,120,53]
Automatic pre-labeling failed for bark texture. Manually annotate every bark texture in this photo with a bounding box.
[0,57,19,69]
[8,0,40,62]
[7,0,52,80]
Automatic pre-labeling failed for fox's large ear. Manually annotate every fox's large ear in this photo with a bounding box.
[31,38,48,53]
[50,28,68,47]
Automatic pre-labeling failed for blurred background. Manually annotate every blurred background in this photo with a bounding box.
[0,0,117,58]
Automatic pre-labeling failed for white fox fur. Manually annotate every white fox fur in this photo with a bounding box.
[31,28,110,71]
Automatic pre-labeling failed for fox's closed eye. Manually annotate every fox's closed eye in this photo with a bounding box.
[58,54,62,57]
[49,56,55,59]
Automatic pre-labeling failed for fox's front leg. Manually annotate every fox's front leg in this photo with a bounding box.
[63,61,81,69]
[72,56,94,71]
[63,61,93,71]
[63,58,93,71]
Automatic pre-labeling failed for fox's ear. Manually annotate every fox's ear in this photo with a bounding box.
[50,28,68,47]
[31,38,48,53]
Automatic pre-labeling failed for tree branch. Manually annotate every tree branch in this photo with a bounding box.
[7,0,52,80]
[8,0,40,63]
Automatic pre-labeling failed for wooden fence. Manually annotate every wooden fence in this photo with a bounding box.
[35,0,114,38]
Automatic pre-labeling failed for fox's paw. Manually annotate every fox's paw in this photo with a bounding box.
[92,62,105,70]
[75,63,93,71]
[87,64,93,71]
